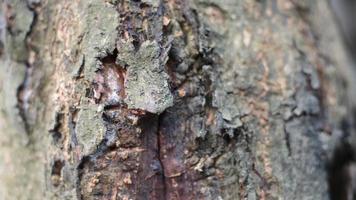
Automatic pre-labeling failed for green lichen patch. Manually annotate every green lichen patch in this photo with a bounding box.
[117,40,173,114]
[75,105,105,155]
[80,0,119,79]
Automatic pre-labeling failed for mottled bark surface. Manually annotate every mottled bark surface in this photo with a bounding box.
[0,0,353,200]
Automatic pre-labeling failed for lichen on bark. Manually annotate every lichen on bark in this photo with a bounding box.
[117,40,173,114]
[0,0,354,200]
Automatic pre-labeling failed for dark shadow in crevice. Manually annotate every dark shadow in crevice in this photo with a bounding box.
[328,140,356,200]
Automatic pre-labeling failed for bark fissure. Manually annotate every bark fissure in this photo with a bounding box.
[156,114,167,199]
[16,63,32,134]
[49,112,65,145]
[15,2,39,135]
[1,0,353,199]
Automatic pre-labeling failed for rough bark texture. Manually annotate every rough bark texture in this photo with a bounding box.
[0,0,354,200]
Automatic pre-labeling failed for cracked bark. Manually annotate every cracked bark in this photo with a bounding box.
[0,0,356,200]
[15,1,38,136]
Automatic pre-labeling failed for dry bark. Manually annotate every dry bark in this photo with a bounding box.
[0,0,354,200]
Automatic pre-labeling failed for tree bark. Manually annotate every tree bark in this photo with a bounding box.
[0,0,353,199]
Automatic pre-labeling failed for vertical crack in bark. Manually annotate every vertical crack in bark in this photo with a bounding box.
[16,63,32,134]
[49,112,65,144]
[76,156,90,200]
[283,125,292,157]
[69,107,79,149]
[157,113,167,199]
[16,2,39,135]
[76,111,169,200]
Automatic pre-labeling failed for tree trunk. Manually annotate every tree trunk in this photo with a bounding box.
[0,0,354,199]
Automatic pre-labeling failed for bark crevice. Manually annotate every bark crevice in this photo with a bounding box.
[157,113,167,199]
[15,1,39,136]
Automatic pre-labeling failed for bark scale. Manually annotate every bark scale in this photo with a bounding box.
[0,0,353,200]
